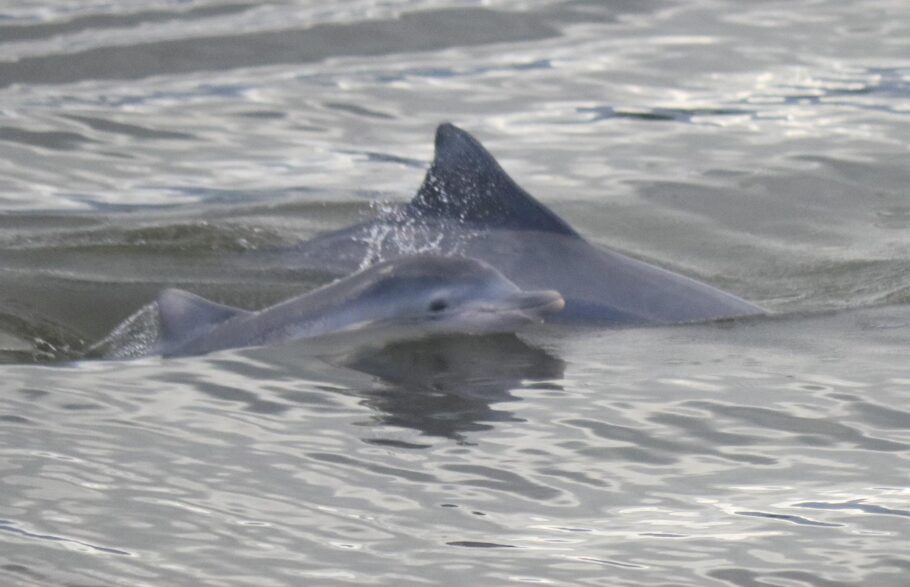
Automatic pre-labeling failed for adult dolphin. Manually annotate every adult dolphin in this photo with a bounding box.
[271,124,763,325]
[96,255,564,358]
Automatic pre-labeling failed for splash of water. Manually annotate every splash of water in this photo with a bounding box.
[355,199,476,270]
[86,302,161,360]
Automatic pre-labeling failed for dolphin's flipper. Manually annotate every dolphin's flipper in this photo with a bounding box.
[409,123,579,236]
[157,289,249,349]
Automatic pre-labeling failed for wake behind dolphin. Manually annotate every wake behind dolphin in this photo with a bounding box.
[272,124,764,325]
[92,255,564,358]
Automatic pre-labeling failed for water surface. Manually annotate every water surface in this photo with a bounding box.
[1,0,909,585]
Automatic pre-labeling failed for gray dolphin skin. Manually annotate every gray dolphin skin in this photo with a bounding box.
[274,123,764,325]
[154,255,564,357]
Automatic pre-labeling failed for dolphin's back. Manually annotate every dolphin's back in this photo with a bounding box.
[461,229,760,324]
[272,123,762,326]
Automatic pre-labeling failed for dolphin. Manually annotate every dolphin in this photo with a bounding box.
[111,255,563,358]
[267,123,764,325]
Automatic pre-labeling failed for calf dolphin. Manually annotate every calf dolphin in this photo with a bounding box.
[270,123,763,325]
[106,255,563,358]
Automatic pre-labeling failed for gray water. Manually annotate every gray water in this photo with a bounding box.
[2,0,909,585]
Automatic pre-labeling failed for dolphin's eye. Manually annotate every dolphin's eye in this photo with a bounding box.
[429,299,448,312]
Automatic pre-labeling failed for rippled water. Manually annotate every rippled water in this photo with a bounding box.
[2,1,909,585]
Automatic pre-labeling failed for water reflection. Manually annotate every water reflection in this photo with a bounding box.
[338,334,564,442]
[137,330,565,442]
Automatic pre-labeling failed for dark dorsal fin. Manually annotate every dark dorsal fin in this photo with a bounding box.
[408,123,579,236]
[157,289,248,348]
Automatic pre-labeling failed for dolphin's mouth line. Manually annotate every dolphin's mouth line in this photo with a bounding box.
[481,290,565,316]
[531,295,566,315]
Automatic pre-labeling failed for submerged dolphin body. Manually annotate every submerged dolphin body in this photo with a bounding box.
[274,124,763,325]
[145,255,563,357]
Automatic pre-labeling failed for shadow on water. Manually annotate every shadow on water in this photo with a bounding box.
[338,334,565,443]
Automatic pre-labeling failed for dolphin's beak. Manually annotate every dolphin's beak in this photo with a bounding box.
[503,290,565,319]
